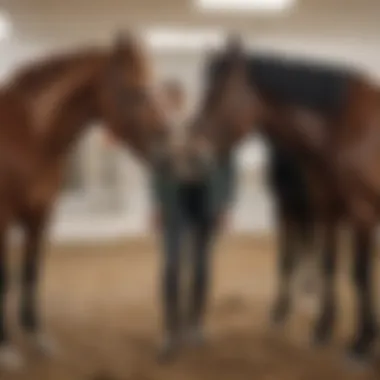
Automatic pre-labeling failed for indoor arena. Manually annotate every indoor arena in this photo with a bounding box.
[0,1,379,379]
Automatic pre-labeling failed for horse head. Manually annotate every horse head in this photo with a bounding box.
[196,34,258,155]
[98,31,168,159]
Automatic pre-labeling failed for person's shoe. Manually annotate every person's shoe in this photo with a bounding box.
[31,332,60,357]
[157,333,181,363]
[183,325,206,347]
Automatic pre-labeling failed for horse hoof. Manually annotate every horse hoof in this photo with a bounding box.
[343,351,371,373]
[0,345,25,371]
[311,330,331,348]
[33,333,60,357]
[269,304,289,328]
[156,335,181,364]
[157,346,178,364]
[345,331,376,369]
[311,337,328,349]
[269,316,286,331]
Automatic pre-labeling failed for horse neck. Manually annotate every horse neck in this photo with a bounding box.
[14,52,106,163]
[258,96,328,159]
[40,75,99,161]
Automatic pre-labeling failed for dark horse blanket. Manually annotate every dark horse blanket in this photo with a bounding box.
[249,53,356,116]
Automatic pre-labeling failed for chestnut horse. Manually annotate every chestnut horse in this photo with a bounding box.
[197,37,379,364]
[0,33,166,367]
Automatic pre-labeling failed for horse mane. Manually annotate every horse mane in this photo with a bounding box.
[201,54,231,110]
[9,48,105,95]
[206,50,356,84]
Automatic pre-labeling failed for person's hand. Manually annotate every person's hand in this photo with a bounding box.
[217,209,232,232]
[151,208,162,231]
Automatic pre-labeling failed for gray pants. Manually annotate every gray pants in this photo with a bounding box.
[161,183,216,334]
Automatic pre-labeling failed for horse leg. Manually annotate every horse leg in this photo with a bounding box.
[296,219,318,295]
[313,218,338,345]
[270,211,297,326]
[19,208,56,355]
[0,229,7,347]
[0,225,24,369]
[347,225,377,362]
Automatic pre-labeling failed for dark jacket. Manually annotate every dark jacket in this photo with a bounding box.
[151,153,236,223]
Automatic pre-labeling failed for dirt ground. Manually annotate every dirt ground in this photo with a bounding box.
[1,235,379,380]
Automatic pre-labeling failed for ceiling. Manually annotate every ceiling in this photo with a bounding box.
[0,0,379,43]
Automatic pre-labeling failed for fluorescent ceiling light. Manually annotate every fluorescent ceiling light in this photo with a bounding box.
[144,28,224,51]
[197,0,296,12]
[0,11,11,41]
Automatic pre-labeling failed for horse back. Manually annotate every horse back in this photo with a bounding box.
[249,54,356,117]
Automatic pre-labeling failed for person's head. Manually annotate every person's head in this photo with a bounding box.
[196,35,258,153]
[160,79,187,115]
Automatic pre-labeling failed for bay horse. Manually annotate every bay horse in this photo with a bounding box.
[197,36,379,364]
[0,33,166,368]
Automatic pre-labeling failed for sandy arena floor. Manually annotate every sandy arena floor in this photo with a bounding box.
[0,235,379,380]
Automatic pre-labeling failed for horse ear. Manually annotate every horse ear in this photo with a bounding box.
[116,30,137,45]
[111,30,138,64]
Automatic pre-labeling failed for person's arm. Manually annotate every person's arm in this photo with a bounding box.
[219,152,236,209]
[213,153,236,230]
[151,169,163,204]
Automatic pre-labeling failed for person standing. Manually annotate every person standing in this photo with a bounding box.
[151,79,236,360]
